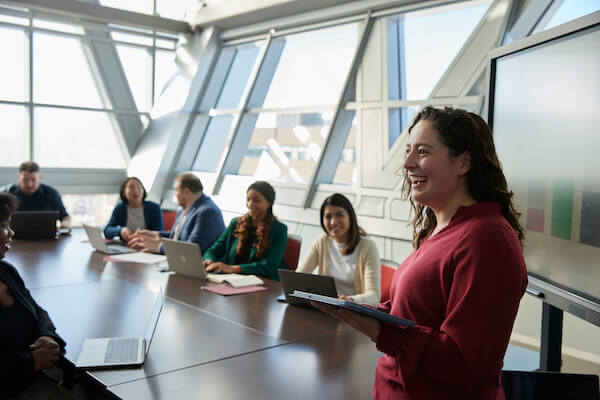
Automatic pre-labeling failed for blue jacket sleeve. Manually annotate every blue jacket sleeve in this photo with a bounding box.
[104,203,125,239]
[144,201,163,232]
[187,208,226,253]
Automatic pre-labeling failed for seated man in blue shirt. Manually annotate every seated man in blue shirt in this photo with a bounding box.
[129,173,225,254]
[1,161,71,232]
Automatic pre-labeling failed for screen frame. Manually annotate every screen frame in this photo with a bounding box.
[485,11,600,328]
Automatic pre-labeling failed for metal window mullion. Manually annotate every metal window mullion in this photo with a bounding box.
[302,14,375,209]
[28,16,34,161]
[211,32,274,195]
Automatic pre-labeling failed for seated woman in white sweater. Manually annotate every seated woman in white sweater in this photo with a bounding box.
[297,193,381,306]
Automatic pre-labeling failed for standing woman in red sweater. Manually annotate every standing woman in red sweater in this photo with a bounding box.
[316,106,527,399]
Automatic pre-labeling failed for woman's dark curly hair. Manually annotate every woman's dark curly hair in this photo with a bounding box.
[234,181,276,258]
[0,193,18,224]
[402,106,525,249]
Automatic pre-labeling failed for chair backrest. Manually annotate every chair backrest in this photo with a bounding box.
[162,210,177,232]
[283,234,302,271]
[380,259,399,303]
[501,370,599,400]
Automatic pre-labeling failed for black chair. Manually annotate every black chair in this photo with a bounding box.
[502,370,599,400]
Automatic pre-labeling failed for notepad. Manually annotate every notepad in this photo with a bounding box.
[202,284,267,296]
[206,273,263,288]
[108,252,168,264]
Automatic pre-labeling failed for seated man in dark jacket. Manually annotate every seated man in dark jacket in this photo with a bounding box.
[129,173,226,254]
[0,193,71,398]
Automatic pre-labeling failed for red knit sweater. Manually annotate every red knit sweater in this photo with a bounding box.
[373,202,527,400]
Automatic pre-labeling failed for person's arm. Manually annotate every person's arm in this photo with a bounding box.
[239,222,287,280]
[349,239,381,306]
[146,202,164,232]
[55,190,69,221]
[104,203,124,239]
[375,227,525,388]
[186,208,226,253]
[296,237,321,274]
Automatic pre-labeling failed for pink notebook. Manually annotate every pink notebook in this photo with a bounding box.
[202,284,267,296]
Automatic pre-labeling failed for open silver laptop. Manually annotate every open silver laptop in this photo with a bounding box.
[76,289,163,369]
[83,224,135,254]
[161,238,207,279]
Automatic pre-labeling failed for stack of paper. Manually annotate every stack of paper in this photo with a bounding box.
[206,273,263,288]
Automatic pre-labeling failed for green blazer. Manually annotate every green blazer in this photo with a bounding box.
[204,217,288,281]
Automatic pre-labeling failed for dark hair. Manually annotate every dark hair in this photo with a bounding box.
[402,106,525,249]
[234,181,276,258]
[19,161,40,173]
[176,173,203,194]
[320,193,366,255]
[119,177,147,203]
[0,193,18,223]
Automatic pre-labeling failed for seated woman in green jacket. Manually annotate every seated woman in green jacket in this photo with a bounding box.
[203,181,288,281]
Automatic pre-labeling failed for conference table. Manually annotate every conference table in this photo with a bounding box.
[6,229,381,399]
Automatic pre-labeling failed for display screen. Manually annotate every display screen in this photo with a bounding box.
[491,24,600,304]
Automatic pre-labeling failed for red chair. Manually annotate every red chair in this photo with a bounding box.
[380,259,399,303]
[283,234,302,271]
[162,210,177,231]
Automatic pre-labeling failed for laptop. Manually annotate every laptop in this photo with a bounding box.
[83,224,135,254]
[161,238,207,279]
[76,289,163,369]
[11,211,58,239]
[278,269,338,306]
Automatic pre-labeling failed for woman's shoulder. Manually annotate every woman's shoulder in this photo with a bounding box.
[143,200,161,209]
[0,260,21,280]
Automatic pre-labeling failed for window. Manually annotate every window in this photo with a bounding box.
[34,32,105,108]
[34,108,126,168]
[0,104,28,167]
[0,26,27,102]
[542,0,600,31]
[332,116,358,186]
[117,44,153,112]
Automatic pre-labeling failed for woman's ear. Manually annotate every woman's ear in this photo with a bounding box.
[457,151,471,176]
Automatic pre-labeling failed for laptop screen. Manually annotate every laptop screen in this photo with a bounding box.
[144,289,163,354]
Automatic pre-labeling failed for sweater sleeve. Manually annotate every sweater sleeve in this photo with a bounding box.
[296,236,321,274]
[239,222,288,280]
[375,226,525,388]
[104,203,124,239]
[203,219,236,262]
[146,202,164,231]
[350,239,381,306]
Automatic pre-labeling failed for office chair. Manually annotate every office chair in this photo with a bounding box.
[283,234,302,271]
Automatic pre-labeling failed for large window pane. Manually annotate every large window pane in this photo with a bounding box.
[154,49,178,103]
[192,115,236,172]
[34,33,105,108]
[239,112,334,183]
[388,2,489,100]
[543,0,600,31]
[62,193,119,227]
[0,104,28,167]
[116,44,153,112]
[34,107,126,168]
[260,24,359,108]
[216,44,262,109]
[332,116,358,186]
[0,26,27,102]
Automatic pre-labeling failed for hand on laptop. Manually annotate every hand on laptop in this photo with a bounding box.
[120,227,133,241]
[204,260,242,274]
[57,217,72,234]
[338,295,355,302]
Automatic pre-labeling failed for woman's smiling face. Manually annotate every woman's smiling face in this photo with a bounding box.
[403,119,469,212]
[0,219,14,259]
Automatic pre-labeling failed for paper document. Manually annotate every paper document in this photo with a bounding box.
[207,273,263,288]
[109,252,168,264]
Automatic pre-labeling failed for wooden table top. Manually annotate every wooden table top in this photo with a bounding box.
[6,229,380,399]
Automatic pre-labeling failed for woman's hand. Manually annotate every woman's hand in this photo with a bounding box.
[29,336,60,371]
[312,303,381,341]
[205,262,242,274]
[120,227,133,241]
[338,295,355,302]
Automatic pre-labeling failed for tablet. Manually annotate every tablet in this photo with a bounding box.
[290,290,415,327]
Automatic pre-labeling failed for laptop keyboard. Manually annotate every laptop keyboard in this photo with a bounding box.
[105,338,140,363]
